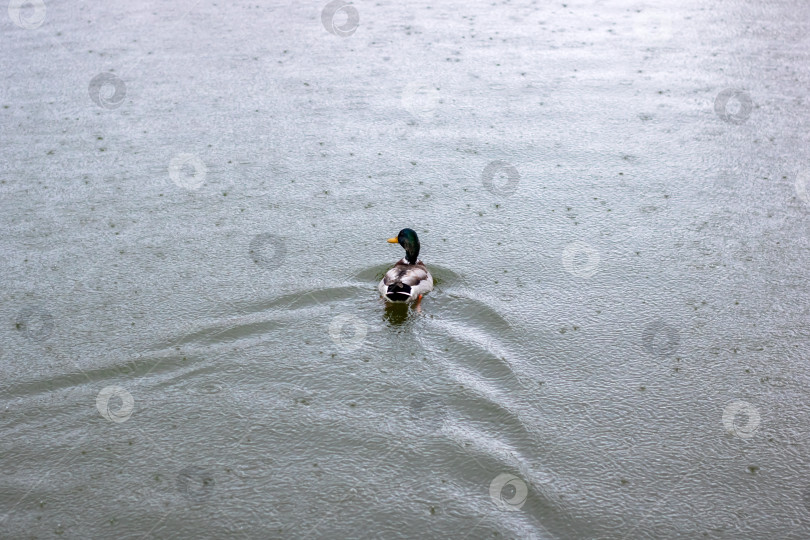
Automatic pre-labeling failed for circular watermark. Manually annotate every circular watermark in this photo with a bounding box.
[168,153,207,190]
[249,233,286,270]
[8,0,46,29]
[96,386,134,423]
[177,466,215,502]
[794,169,810,205]
[328,313,367,351]
[722,400,760,439]
[489,473,528,511]
[321,0,359,37]
[14,305,54,341]
[642,320,680,357]
[401,81,441,121]
[481,160,520,197]
[409,394,448,430]
[561,241,600,278]
[88,73,126,110]
[714,89,752,125]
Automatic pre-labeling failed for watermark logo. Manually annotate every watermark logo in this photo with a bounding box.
[328,313,367,351]
[249,233,286,270]
[88,73,126,110]
[714,89,752,124]
[168,153,207,190]
[481,160,520,197]
[722,400,760,439]
[489,473,528,511]
[401,82,441,121]
[562,241,600,278]
[8,0,45,29]
[14,305,54,341]
[321,0,359,37]
[177,466,215,502]
[642,319,680,357]
[96,386,134,423]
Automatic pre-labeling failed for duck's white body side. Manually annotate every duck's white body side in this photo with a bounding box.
[378,258,434,303]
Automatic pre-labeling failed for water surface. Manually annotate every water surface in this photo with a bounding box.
[2,0,810,538]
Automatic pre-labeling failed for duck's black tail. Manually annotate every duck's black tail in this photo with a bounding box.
[386,282,412,302]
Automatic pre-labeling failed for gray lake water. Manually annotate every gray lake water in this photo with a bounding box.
[2,0,810,538]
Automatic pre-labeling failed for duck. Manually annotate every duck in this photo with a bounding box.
[378,228,434,305]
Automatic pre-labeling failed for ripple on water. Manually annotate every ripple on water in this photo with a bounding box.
[194,381,224,395]
[354,262,461,287]
[124,265,533,511]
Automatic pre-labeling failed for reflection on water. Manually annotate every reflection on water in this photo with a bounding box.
[382,302,411,326]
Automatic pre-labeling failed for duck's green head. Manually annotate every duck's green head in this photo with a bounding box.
[387,228,420,264]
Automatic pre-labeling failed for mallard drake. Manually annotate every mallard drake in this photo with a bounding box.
[378,228,434,304]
